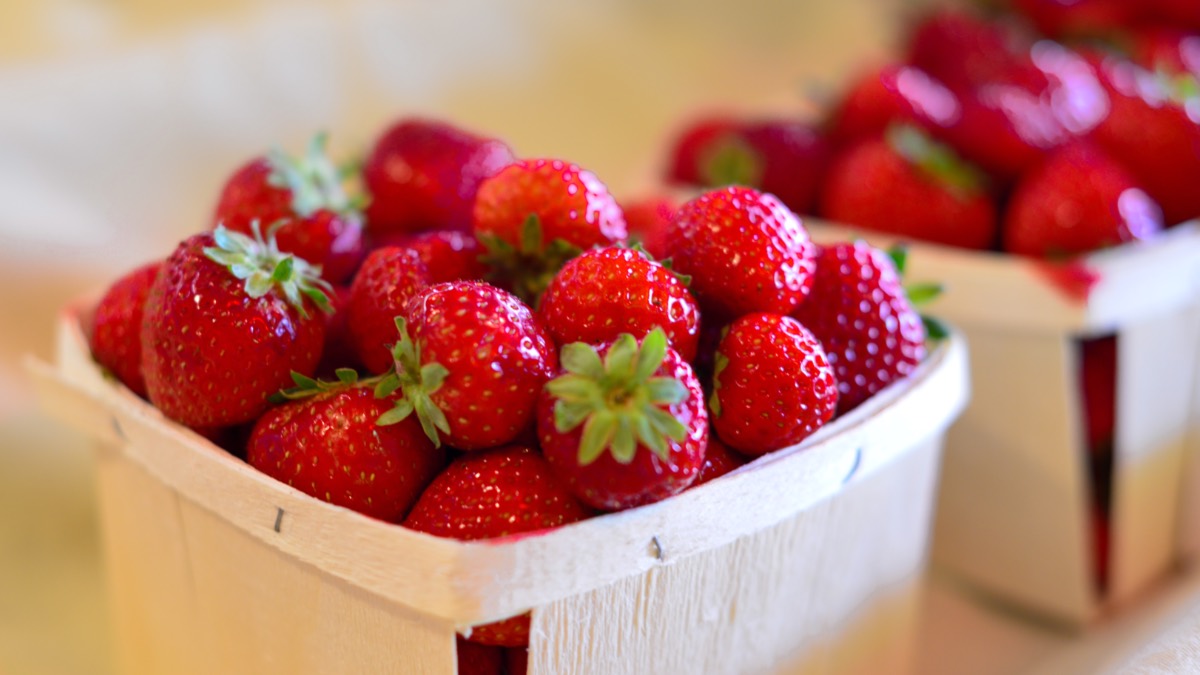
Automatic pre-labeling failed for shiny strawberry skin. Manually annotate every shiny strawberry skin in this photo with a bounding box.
[537,344,707,511]
[372,229,488,284]
[214,158,365,284]
[364,118,515,235]
[711,313,838,455]
[820,136,999,250]
[403,445,590,646]
[1003,142,1163,257]
[346,247,431,374]
[473,158,628,253]
[539,246,701,363]
[247,386,446,522]
[791,242,926,415]
[621,195,678,261]
[405,281,558,450]
[662,186,816,319]
[87,261,162,399]
[689,433,748,488]
[827,64,962,146]
[141,234,326,428]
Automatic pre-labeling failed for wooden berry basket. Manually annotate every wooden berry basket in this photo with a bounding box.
[808,220,1200,626]
[27,303,966,675]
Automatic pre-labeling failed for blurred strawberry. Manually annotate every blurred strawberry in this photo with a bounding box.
[1125,27,1200,78]
[364,118,515,235]
[820,126,998,250]
[88,261,162,398]
[665,116,740,185]
[474,158,627,302]
[1146,0,1200,30]
[1003,141,1163,257]
[621,195,678,260]
[826,64,963,146]
[346,247,431,374]
[1011,0,1140,40]
[213,133,365,284]
[907,8,1037,91]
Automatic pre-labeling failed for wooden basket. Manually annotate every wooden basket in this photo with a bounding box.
[808,221,1200,626]
[26,305,967,675]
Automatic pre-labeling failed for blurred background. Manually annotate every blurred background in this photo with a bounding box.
[0,1,913,673]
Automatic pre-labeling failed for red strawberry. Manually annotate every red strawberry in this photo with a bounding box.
[315,284,362,377]
[665,118,831,216]
[820,126,998,250]
[690,432,748,487]
[710,313,838,455]
[457,637,504,675]
[372,229,488,284]
[661,186,817,320]
[505,648,529,675]
[621,195,678,261]
[1147,0,1200,30]
[665,116,741,185]
[403,445,590,646]
[345,247,431,374]
[142,226,331,428]
[247,373,445,522]
[473,158,627,302]
[907,9,1035,91]
[213,133,365,284]
[1080,335,1117,452]
[381,281,557,450]
[1088,56,1200,226]
[1003,141,1163,257]
[826,64,963,146]
[791,242,926,414]
[539,246,701,363]
[537,329,708,511]
[1126,27,1200,78]
[363,118,515,235]
[87,261,162,398]
[1011,0,1138,40]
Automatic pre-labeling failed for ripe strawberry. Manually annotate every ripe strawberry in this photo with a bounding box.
[87,261,162,398]
[690,432,748,487]
[665,118,831,216]
[1088,56,1200,226]
[380,281,557,450]
[820,126,998,250]
[666,116,740,185]
[826,64,962,146]
[1125,27,1200,79]
[537,329,708,511]
[791,242,926,414]
[142,226,331,429]
[907,8,1035,92]
[621,195,678,261]
[505,648,529,675]
[457,637,504,675]
[661,186,816,320]
[1010,0,1137,40]
[1003,142,1163,257]
[710,313,838,455]
[345,246,431,374]
[539,246,701,363]
[473,158,627,302]
[213,133,365,284]
[1146,0,1200,30]
[363,118,515,235]
[247,372,446,522]
[403,445,590,646]
[315,284,361,377]
[371,230,488,284]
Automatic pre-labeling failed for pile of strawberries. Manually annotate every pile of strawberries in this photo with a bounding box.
[85,115,935,670]
[664,2,1200,257]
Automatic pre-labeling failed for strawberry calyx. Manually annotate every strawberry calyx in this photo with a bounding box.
[624,242,693,286]
[545,328,688,465]
[698,132,764,188]
[375,317,451,445]
[886,243,949,340]
[479,214,582,304]
[266,132,367,219]
[204,223,333,318]
[886,124,987,199]
[270,368,384,403]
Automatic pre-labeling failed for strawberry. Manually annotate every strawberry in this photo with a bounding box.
[363,118,515,235]
[710,313,838,455]
[791,242,927,414]
[1003,141,1163,257]
[690,432,748,487]
[665,116,740,185]
[1010,0,1138,40]
[213,133,365,284]
[505,648,529,675]
[826,64,962,146]
[403,445,590,646]
[141,226,331,429]
[457,637,504,675]
[345,246,431,374]
[665,118,831,216]
[1088,55,1200,226]
[820,126,998,250]
[537,328,708,511]
[380,281,557,450]
[371,230,488,284]
[621,195,678,261]
[315,284,361,377]
[247,372,445,522]
[1125,27,1200,78]
[661,186,817,320]
[87,261,162,399]
[907,8,1035,92]
[473,158,627,302]
[1146,0,1200,30]
[539,246,701,363]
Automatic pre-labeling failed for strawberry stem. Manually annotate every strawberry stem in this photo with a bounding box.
[204,222,333,318]
[376,317,451,445]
